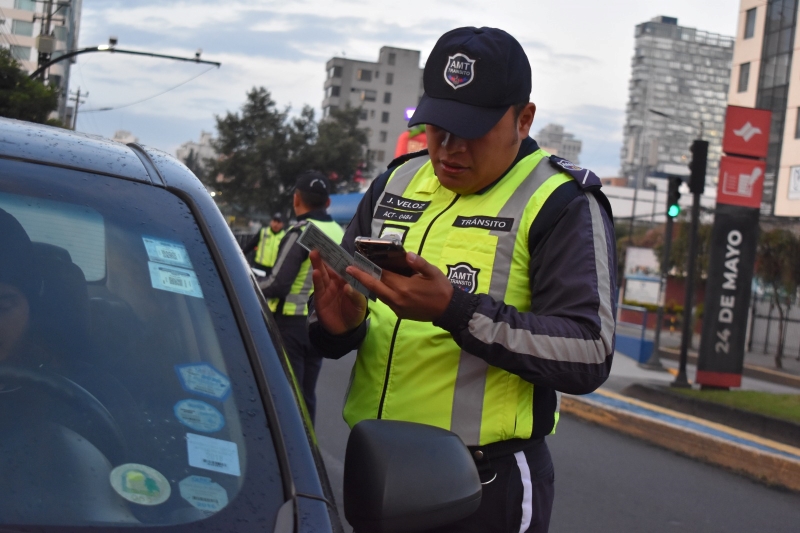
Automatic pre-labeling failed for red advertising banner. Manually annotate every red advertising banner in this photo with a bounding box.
[722,106,771,158]
[716,156,765,209]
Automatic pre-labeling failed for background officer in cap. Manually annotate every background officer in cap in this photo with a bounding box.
[242,213,285,277]
[259,170,344,424]
[309,26,616,532]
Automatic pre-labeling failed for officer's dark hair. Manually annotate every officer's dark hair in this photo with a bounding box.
[297,189,328,209]
[512,101,529,122]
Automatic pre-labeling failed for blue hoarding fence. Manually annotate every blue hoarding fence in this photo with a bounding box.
[328,192,364,225]
[617,304,654,364]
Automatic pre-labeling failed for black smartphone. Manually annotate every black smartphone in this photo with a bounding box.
[354,236,414,276]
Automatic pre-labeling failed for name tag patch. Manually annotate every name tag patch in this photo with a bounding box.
[376,206,422,223]
[453,216,514,232]
[380,193,430,212]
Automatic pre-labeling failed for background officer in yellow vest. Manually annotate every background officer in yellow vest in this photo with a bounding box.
[308,27,616,532]
[242,214,285,277]
[259,171,344,424]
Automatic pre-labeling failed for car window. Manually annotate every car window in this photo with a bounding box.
[0,160,284,528]
[0,191,106,281]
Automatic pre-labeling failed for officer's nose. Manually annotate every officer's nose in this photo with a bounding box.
[440,131,467,153]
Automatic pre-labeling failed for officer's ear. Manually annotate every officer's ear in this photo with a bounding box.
[517,103,536,139]
[324,197,331,209]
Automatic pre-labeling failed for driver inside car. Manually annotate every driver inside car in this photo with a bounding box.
[0,207,137,524]
[0,208,41,366]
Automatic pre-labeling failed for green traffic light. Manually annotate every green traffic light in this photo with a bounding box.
[668,204,681,217]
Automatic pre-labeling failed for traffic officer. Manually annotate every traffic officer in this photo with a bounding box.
[242,213,285,277]
[308,27,616,532]
[260,171,343,424]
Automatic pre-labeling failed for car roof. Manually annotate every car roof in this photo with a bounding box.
[0,118,201,192]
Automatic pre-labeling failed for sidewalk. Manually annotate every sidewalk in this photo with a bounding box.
[561,347,800,492]
[617,325,800,386]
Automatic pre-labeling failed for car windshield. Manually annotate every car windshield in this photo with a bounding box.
[0,160,283,528]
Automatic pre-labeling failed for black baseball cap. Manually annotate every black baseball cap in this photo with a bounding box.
[409,27,531,139]
[294,170,330,198]
[271,213,283,222]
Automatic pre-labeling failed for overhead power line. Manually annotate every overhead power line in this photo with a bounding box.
[81,64,217,113]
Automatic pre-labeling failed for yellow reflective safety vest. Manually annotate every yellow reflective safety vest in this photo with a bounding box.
[272,220,344,316]
[254,227,285,268]
[344,150,571,446]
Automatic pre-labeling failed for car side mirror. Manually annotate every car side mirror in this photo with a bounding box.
[343,420,481,533]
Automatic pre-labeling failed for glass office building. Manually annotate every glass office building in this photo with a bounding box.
[729,0,800,217]
[621,16,734,190]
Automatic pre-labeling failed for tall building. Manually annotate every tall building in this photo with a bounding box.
[621,16,733,189]
[535,123,582,163]
[729,0,800,217]
[112,130,138,144]
[0,0,83,125]
[176,130,217,172]
[322,47,423,167]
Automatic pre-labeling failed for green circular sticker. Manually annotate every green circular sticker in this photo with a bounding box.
[110,464,171,506]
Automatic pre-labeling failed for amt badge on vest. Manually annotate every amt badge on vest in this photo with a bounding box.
[447,263,480,294]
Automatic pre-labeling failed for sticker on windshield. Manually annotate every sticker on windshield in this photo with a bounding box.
[179,475,229,513]
[174,399,225,433]
[148,262,204,298]
[109,464,171,506]
[186,433,241,476]
[175,363,231,401]
[143,236,193,268]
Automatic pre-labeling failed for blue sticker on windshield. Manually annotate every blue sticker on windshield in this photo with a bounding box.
[143,236,193,268]
[179,475,229,512]
[176,363,231,401]
[174,399,225,433]
[148,262,204,299]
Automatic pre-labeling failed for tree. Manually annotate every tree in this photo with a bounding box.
[207,87,369,217]
[0,48,59,124]
[657,217,712,279]
[756,229,800,369]
[182,148,207,183]
[310,106,370,192]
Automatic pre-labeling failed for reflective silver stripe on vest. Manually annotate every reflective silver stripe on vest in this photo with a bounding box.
[261,228,301,292]
[450,157,559,445]
[555,391,562,414]
[370,156,429,238]
[466,194,614,364]
[284,268,314,316]
[586,193,616,355]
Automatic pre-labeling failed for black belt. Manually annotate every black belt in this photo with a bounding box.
[467,437,545,463]
[467,437,546,486]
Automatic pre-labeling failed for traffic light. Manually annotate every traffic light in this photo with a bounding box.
[667,176,682,218]
[688,139,708,195]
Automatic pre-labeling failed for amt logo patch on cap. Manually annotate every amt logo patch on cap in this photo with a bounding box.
[447,262,480,293]
[444,53,476,89]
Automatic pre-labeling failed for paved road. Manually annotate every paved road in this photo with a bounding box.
[314,353,800,533]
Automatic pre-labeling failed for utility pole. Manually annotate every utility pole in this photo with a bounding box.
[35,0,56,81]
[672,140,708,388]
[69,87,87,130]
[642,176,681,370]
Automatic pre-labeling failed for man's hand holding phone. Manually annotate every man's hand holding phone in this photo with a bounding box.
[345,249,454,323]
[310,234,455,334]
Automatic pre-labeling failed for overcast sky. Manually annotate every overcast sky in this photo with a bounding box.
[73,0,740,177]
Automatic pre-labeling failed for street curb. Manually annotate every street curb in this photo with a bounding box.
[561,391,800,492]
[658,347,800,389]
[621,383,800,449]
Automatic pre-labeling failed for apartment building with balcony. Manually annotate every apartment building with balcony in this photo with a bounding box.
[322,46,423,166]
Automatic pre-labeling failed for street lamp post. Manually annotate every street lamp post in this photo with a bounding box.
[29,43,221,80]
